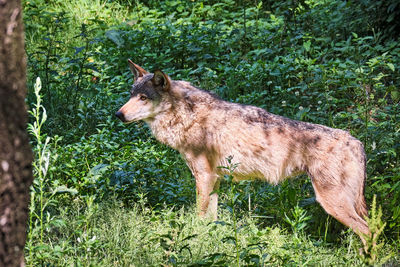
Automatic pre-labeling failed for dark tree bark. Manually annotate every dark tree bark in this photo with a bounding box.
[0,0,33,266]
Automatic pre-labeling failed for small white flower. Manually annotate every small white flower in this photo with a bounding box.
[282,100,286,106]
[317,100,322,105]
[371,141,376,150]
[77,237,81,243]
[295,91,300,96]
[299,106,304,110]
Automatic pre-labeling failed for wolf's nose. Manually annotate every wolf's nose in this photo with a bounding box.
[115,111,125,122]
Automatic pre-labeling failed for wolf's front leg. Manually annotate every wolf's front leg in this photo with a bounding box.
[208,179,220,218]
[196,173,219,220]
[185,153,220,220]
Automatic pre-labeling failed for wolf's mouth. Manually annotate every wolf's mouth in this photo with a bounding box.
[123,120,135,125]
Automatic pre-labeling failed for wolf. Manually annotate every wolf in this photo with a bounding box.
[115,60,370,245]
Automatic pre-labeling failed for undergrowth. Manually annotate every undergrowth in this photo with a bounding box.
[25,199,396,266]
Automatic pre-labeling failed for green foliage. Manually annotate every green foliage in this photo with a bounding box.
[361,195,389,265]
[21,201,398,266]
[356,0,400,40]
[218,156,241,266]
[23,0,400,265]
[284,205,312,236]
[26,78,77,264]
[153,219,198,266]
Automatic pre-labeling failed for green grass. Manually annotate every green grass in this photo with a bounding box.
[25,199,399,266]
[60,0,129,24]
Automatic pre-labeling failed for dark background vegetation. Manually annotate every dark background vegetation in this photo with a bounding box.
[24,0,399,265]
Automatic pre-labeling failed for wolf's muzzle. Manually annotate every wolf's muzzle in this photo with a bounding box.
[115,111,125,122]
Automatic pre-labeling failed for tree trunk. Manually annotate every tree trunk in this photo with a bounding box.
[0,0,33,266]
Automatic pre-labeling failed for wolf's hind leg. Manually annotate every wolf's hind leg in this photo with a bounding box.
[310,173,370,244]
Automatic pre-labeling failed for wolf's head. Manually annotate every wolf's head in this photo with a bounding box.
[115,60,172,123]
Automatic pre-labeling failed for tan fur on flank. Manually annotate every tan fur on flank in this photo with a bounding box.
[116,61,370,246]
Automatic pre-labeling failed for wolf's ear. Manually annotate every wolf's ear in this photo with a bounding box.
[152,70,171,91]
[128,59,149,81]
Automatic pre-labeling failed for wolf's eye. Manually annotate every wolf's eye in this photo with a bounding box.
[139,95,148,101]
